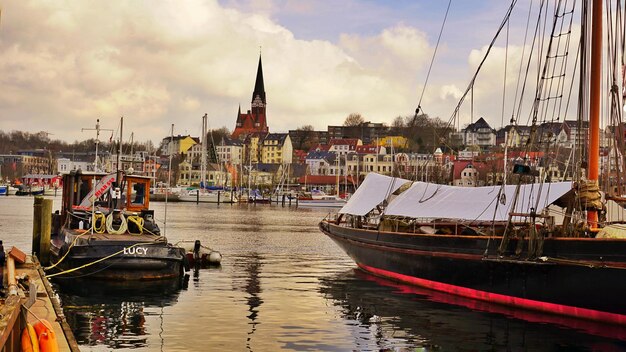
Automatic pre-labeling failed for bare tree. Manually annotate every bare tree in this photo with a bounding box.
[343,113,365,127]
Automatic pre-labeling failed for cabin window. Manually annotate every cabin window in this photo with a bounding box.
[131,183,145,205]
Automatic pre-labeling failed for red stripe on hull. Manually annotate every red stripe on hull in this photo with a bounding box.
[358,263,626,325]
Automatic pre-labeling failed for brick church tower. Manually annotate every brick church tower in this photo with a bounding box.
[232,55,269,139]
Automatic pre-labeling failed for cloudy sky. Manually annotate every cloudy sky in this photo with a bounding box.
[0,0,575,145]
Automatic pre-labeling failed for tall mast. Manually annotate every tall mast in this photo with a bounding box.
[587,0,602,228]
[201,113,207,188]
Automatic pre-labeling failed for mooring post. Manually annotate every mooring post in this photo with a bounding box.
[32,196,43,256]
[282,194,285,207]
[39,198,53,266]
[196,189,199,204]
[218,191,221,204]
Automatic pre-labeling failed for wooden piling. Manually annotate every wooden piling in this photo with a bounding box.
[282,194,285,207]
[32,196,43,256]
[218,191,221,204]
[196,189,199,203]
[39,198,53,266]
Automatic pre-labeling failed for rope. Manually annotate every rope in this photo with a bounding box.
[127,214,144,235]
[105,212,128,235]
[44,229,91,271]
[93,211,106,234]
[416,0,451,109]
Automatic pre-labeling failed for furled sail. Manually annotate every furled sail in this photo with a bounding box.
[385,181,573,222]
[339,173,411,216]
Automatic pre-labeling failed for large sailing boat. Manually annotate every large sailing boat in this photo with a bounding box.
[320,0,626,325]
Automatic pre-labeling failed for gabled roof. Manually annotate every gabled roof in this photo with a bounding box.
[309,144,331,152]
[563,120,589,128]
[465,117,494,132]
[306,151,336,162]
[264,133,288,146]
[355,145,380,154]
[329,138,360,146]
[220,137,244,147]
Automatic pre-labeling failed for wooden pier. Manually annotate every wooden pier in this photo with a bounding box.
[0,253,79,351]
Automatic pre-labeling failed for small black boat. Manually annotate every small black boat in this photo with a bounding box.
[48,170,186,280]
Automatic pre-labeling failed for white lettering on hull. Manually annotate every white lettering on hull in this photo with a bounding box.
[123,247,148,255]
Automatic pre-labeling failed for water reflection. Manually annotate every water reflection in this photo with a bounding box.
[55,278,185,349]
[231,253,264,351]
[319,269,626,351]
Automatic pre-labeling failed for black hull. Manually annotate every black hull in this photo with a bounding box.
[49,231,185,280]
[320,221,626,324]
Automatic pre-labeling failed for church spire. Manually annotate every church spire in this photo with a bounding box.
[252,54,265,104]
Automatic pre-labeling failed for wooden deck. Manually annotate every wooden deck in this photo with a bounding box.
[0,255,79,351]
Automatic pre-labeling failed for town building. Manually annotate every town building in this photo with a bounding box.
[327,122,388,145]
[160,135,198,156]
[261,133,293,164]
[216,137,244,165]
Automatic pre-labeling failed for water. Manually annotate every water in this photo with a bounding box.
[1,196,626,351]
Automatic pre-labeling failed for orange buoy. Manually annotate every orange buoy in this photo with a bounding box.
[33,320,58,352]
[21,324,40,352]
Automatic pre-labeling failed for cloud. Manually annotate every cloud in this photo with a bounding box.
[1,0,570,147]
[0,0,441,144]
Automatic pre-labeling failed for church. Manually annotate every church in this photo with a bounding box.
[232,55,269,139]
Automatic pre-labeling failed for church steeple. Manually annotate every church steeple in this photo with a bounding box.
[232,54,269,139]
[252,54,266,105]
[236,105,242,127]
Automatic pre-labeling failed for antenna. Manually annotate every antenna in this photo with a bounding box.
[82,119,113,172]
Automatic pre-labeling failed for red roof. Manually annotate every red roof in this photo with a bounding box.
[355,145,380,154]
[298,175,356,185]
[329,138,360,146]
[309,144,331,152]
[293,150,308,163]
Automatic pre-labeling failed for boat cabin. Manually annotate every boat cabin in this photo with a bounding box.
[60,170,152,226]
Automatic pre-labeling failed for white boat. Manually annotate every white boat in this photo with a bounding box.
[298,190,347,208]
[178,189,238,203]
[44,186,61,196]
[0,185,18,196]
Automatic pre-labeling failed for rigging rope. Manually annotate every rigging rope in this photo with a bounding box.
[416,0,452,110]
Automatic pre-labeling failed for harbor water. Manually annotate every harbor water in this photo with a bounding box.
[1,196,625,351]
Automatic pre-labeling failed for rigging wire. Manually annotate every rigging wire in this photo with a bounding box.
[447,0,518,127]
[416,0,452,112]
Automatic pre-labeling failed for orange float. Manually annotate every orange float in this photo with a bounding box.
[20,324,39,352]
[32,320,58,352]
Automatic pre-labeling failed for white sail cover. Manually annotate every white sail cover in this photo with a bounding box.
[385,181,573,222]
[339,173,411,216]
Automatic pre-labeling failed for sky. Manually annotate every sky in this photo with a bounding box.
[0,0,577,145]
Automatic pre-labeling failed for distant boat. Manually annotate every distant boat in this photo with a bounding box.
[15,185,45,196]
[298,189,347,208]
[0,185,18,196]
[178,188,238,203]
[246,189,271,204]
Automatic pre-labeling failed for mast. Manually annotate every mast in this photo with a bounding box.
[165,124,174,236]
[201,113,207,189]
[587,0,602,228]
